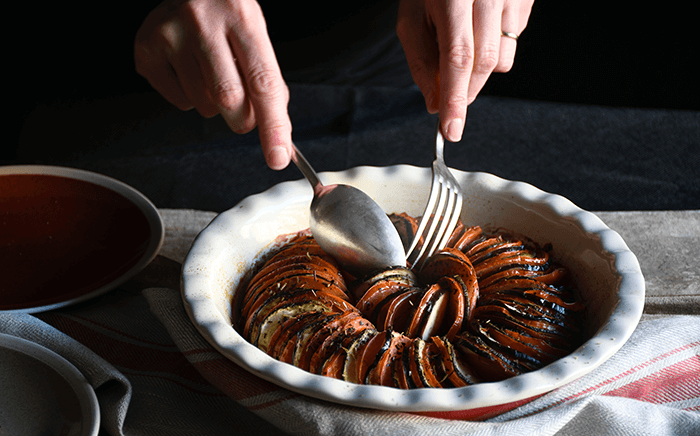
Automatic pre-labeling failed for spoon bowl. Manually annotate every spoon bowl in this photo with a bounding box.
[291,145,405,274]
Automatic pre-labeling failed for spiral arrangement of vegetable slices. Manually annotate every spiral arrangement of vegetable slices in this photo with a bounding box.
[235,214,586,388]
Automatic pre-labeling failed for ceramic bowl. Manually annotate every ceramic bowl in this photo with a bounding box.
[0,333,100,436]
[181,165,645,415]
[0,165,164,313]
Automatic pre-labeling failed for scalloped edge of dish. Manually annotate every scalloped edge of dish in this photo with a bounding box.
[0,165,164,313]
[182,165,645,412]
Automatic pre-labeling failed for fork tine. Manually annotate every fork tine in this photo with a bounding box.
[437,185,462,250]
[421,176,453,258]
[405,173,440,261]
[407,118,464,269]
[410,177,449,265]
[411,179,462,268]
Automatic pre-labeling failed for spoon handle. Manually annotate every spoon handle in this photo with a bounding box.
[291,144,323,189]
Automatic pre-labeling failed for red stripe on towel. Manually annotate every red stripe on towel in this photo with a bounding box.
[559,340,700,404]
[604,355,700,404]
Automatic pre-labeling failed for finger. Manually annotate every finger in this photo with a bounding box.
[435,0,474,142]
[397,0,440,113]
[515,0,536,31]
[495,0,520,73]
[140,10,218,118]
[136,48,194,111]
[195,33,255,133]
[134,17,194,111]
[170,50,220,118]
[468,0,504,104]
[229,2,292,170]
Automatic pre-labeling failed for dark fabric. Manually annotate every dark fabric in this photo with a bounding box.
[11,84,699,212]
[264,0,413,87]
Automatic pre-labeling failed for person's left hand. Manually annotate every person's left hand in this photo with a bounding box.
[134,0,293,170]
[397,0,535,142]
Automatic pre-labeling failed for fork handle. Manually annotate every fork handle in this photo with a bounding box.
[435,118,446,163]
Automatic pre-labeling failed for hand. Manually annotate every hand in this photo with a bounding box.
[134,0,293,170]
[397,0,534,142]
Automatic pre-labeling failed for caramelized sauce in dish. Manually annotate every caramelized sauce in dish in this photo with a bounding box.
[0,174,151,310]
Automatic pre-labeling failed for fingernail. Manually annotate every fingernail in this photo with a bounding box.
[445,118,464,142]
[267,146,290,170]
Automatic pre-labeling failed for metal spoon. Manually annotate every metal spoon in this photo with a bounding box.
[291,144,406,275]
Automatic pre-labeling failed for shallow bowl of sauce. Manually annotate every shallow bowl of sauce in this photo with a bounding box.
[0,165,163,313]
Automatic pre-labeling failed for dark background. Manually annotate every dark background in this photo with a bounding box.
[7,1,699,211]
[483,1,698,110]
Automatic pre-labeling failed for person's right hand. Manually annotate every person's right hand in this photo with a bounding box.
[134,0,294,170]
[397,0,534,143]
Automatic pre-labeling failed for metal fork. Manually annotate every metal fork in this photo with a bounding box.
[406,119,464,268]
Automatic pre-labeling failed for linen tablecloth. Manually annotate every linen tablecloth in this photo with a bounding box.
[2,209,699,436]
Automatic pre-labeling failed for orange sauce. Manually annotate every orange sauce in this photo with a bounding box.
[0,174,151,310]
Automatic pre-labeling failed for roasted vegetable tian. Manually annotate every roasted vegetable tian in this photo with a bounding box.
[234,213,586,388]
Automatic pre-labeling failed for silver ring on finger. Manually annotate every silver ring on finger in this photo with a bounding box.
[501,31,519,41]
